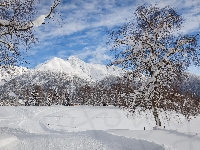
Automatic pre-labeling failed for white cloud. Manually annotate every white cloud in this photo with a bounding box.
[27,0,200,69]
[26,49,38,56]
[39,0,200,40]
[70,44,111,64]
[33,0,136,40]
[51,21,88,36]
[188,65,200,76]
[91,6,134,29]
[180,15,200,34]
[33,0,200,42]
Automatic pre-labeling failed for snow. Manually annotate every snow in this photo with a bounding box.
[0,66,28,84]
[0,80,5,86]
[0,56,124,85]
[0,20,9,26]
[0,106,199,150]
[0,134,18,149]
[35,56,124,81]
[0,15,46,31]
[108,129,200,150]
[8,92,17,97]
[32,15,46,27]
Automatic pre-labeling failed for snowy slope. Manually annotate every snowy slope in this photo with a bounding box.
[0,106,165,150]
[1,56,200,84]
[0,106,200,150]
[35,56,124,81]
[0,56,124,85]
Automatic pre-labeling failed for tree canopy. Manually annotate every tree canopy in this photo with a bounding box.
[108,5,200,126]
[0,0,60,67]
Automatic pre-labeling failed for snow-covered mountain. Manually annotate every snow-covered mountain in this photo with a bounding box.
[1,56,200,85]
[0,56,125,87]
[35,56,124,81]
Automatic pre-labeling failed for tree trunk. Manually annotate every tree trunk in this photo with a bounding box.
[153,107,161,126]
[152,79,161,126]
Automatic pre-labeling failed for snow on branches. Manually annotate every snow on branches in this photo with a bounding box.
[0,0,60,67]
[108,5,200,126]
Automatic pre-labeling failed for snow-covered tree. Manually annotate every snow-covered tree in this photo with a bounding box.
[63,93,70,106]
[108,5,200,126]
[25,84,43,106]
[0,0,60,67]
[46,92,52,106]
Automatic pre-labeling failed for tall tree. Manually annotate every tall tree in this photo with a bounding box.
[0,0,60,67]
[108,5,200,126]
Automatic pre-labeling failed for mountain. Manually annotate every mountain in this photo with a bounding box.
[0,56,124,85]
[1,56,200,106]
[35,56,124,81]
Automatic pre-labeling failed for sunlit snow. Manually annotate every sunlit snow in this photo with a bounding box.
[0,106,199,150]
[35,56,124,81]
[32,15,46,27]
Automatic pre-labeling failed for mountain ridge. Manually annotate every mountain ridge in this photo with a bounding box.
[0,56,125,83]
[1,56,200,84]
[34,56,124,81]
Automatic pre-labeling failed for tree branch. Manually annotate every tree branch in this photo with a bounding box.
[0,39,13,50]
[45,0,60,18]
[0,0,60,31]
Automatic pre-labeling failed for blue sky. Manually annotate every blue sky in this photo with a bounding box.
[24,0,200,75]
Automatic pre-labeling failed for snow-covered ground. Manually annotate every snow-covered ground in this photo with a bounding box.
[0,106,199,150]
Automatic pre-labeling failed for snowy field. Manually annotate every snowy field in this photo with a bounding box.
[0,106,199,150]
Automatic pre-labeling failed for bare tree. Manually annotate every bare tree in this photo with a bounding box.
[0,0,60,67]
[108,5,200,126]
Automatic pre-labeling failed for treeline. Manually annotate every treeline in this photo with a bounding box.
[73,74,140,106]
[0,70,86,106]
[0,71,139,106]
[0,71,199,107]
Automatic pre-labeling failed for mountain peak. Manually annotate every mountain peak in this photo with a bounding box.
[49,57,63,62]
[68,55,79,60]
[67,56,84,63]
[34,55,124,81]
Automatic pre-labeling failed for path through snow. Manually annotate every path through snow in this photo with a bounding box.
[0,106,199,149]
[0,128,164,150]
[0,106,164,150]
